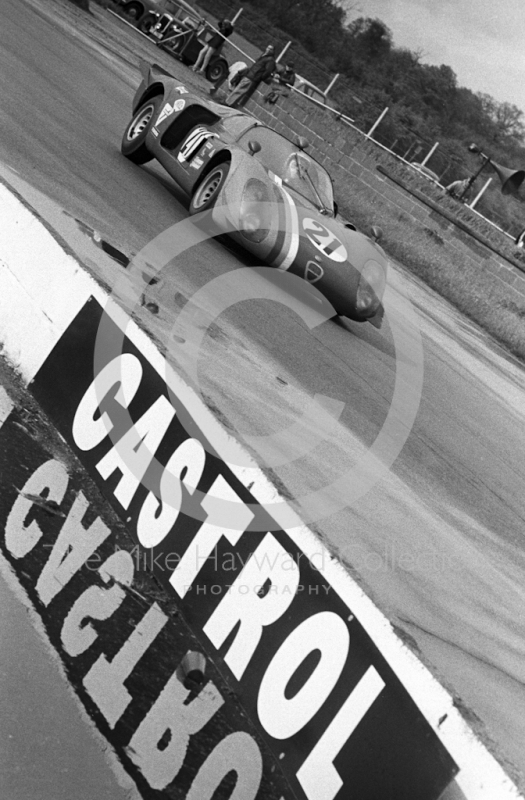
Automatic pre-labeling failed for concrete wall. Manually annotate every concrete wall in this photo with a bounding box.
[243,87,525,304]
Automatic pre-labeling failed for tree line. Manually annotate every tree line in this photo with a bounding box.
[258,0,525,151]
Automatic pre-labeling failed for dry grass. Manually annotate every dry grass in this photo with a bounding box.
[337,182,525,362]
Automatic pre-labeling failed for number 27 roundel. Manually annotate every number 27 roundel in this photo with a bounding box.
[303,218,347,262]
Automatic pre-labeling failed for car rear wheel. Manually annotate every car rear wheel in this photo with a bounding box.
[206,59,228,84]
[121,96,162,164]
[189,163,230,214]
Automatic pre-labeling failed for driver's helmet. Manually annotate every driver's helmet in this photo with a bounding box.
[282,156,300,184]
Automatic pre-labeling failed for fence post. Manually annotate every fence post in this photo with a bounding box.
[276,41,291,63]
[324,73,340,96]
[469,177,492,209]
[421,142,439,166]
[367,107,389,139]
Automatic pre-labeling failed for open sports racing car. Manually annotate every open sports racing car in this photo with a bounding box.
[121,63,388,327]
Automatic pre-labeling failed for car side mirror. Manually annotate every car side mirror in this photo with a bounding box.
[248,140,261,156]
[370,225,383,242]
[296,136,309,150]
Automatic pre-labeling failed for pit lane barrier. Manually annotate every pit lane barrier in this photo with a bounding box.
[0,178,523,800]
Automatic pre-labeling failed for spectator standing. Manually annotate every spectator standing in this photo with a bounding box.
[192,19,233,75]
[225,45,276,108]
[446,178,470,201]
[515,228,525,248]
[228,61,248,89]
[264,60,296,105]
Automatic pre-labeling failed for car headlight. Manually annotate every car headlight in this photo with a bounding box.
[239,179,272,243]
[356,259,386,312]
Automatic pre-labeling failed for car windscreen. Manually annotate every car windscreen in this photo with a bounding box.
[237,126,334,213]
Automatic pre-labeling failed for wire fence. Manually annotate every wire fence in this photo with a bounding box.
[371,125,460,184]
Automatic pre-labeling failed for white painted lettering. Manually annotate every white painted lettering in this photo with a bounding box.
[257,611,349,739]
[72,354,143,451]
[170,476,253,598]
[61,550,135,657]
[5,460,69,558]
[186,732,262,800]
[203,533,300,680]
[36,492,112,606]
[137,438,206,548]
[297,667,385,800]
[83,603,167,728]
[127,670,223,790]
[96,396,175,509]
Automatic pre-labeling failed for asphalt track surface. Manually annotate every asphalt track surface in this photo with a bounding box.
[3,0,525,792]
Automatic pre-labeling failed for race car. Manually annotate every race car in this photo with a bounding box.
[121,62,388,326]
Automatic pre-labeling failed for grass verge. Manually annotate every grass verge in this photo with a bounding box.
[337,180,525,362]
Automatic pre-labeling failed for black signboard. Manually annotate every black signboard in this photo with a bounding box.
[0,296,459,799]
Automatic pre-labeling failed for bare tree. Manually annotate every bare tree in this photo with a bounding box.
[334,0,363,20]
[494,102,525,143]
[478,92,525,144]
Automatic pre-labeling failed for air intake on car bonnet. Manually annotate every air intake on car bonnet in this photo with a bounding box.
[160,106,220,151]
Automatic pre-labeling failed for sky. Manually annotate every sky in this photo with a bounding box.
[344,0,525,113]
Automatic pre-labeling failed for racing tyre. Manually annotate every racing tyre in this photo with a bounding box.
[206,59,229,84]
[121,96,163,164]
[139,13,157,34]
[189,163,230,214]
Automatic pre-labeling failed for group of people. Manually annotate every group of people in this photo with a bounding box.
[191,20,296,110]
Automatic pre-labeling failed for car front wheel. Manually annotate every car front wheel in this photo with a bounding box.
[189,163,230,214]
[121,96,162,164]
